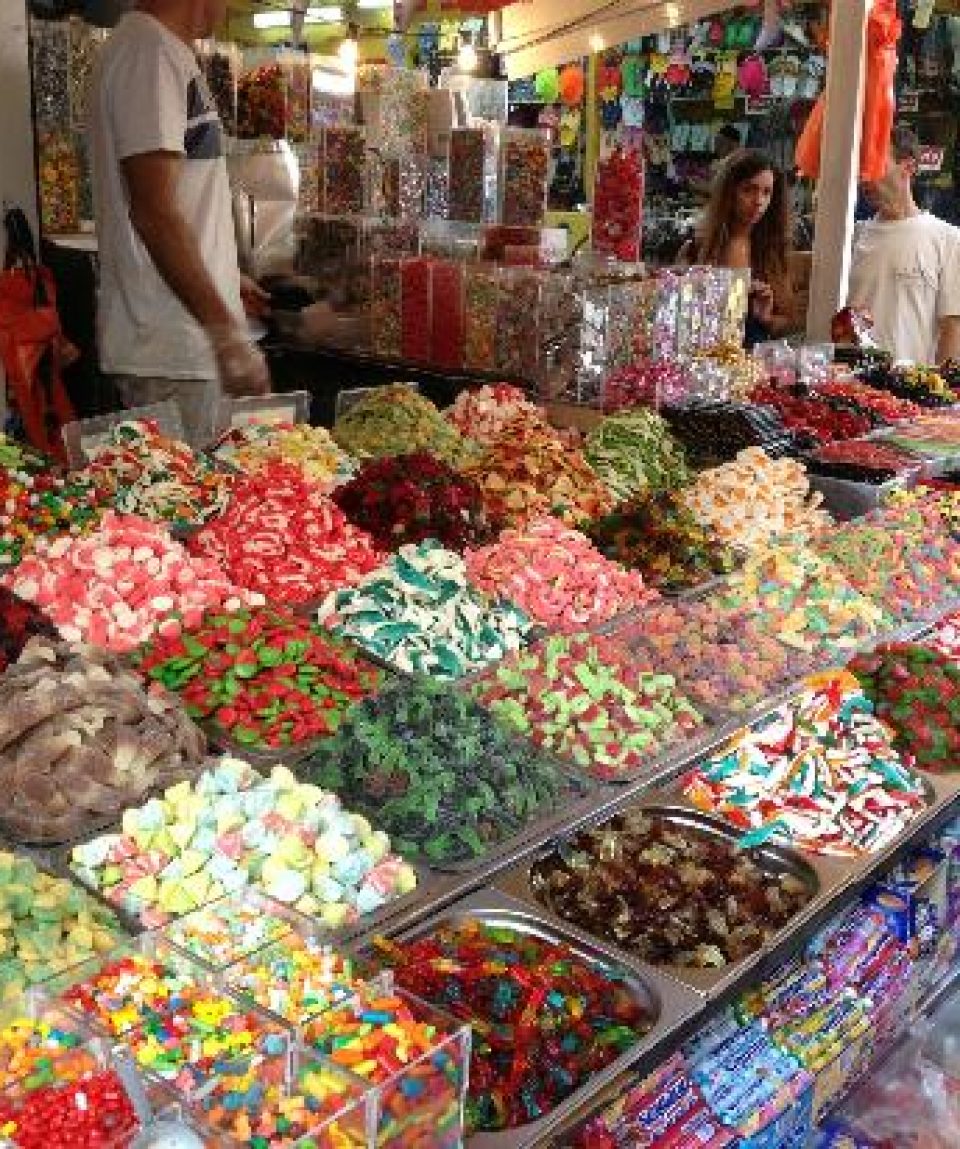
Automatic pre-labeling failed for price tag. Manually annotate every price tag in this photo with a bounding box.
[61,401,185,467]
[224,392,311,429]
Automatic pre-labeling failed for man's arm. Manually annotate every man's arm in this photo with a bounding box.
[123,151,268,394]
[937,315,960,364]
[123,151,234,330]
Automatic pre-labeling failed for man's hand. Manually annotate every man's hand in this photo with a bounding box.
[239,274,271,320]
[937,315,960,364]
[749,280,775,323]
[209,325,271,396]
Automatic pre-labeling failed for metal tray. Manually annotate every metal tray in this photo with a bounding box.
[808,473,915,522]
[494,799,828,1001]
[356,887,703,1149]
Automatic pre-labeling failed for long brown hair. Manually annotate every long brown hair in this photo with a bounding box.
[698,149,791,285]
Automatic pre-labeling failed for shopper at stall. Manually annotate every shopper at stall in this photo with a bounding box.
[88,0,270,446]
[848,126,960,366]
[681,149,795,344]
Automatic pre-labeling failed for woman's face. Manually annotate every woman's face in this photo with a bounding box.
[735,169,775,228]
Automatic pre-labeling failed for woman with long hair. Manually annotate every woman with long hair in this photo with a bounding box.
[683,148,795,343]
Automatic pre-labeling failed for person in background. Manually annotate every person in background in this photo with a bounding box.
[682,148,795,345]
[689,124,743,199]
[848,126,960,365]
[88,0,270,447]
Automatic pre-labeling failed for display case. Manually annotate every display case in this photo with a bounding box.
[448,127,494,224]
[237,49,311,142]
[321,126,367,217]
[197,40,239,136]
[499,128,550,227]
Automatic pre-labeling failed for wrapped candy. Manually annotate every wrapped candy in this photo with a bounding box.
[592,147,643,262]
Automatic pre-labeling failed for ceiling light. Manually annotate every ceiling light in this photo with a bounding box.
[589,33,604,53]
[339,25,359,67]
[457,33,477,72]
[252,10,291,28]
[357,0,392,8]
[305,5,342,21]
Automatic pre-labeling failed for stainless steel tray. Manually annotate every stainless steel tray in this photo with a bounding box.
[494,798,829,1001]
[357,887,703,1149]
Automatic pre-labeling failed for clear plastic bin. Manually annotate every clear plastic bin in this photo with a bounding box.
[463,263,498,371]
[237,49,311,142]
[45,936,215,1039]
[370,256,403,359]
[223,934,376,1025]
[198,40,240,136]
[192,1048,371,1147]
[159,892,306,973]
[495,267,542,379]
[499,128,550,227]
[298,988,469,1149]
[37,129,80,235]
[448,127,493,224]
[430,260,465,371]
[322,126,367,216]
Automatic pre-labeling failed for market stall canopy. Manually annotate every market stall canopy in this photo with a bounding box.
[495,0,742,78]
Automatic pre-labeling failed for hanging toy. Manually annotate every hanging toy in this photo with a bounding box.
[535,67,560,103]
[559,64,586,106]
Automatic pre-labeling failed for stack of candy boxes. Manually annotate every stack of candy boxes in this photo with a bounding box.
[1,898,469,1148]
[575,823,960,1148]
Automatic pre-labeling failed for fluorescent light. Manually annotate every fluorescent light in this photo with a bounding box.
[252,10,291,28]
[357,0,392,7]
[305,5,342,21]
[338,33,358,67]
[312,65,355,94]
[252,6,340,27]
[457,38,478,72]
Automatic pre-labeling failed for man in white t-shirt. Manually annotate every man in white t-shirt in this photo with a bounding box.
[848,126,960,366]
[89,0,269,445]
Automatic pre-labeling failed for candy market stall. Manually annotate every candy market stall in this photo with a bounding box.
[3,361,960,1147]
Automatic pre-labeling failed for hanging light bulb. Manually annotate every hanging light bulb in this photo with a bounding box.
[339,24,359,68]
[457,31,478,73]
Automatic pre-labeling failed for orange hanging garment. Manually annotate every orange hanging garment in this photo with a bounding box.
[795,0,902,182]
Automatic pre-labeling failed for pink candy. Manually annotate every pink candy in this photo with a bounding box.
[464,516,659,632]
[188,465,384,606]
[2,511,263,653]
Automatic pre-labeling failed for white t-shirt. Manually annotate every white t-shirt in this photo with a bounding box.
[89,11,242,380]
[848,212,960,365]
